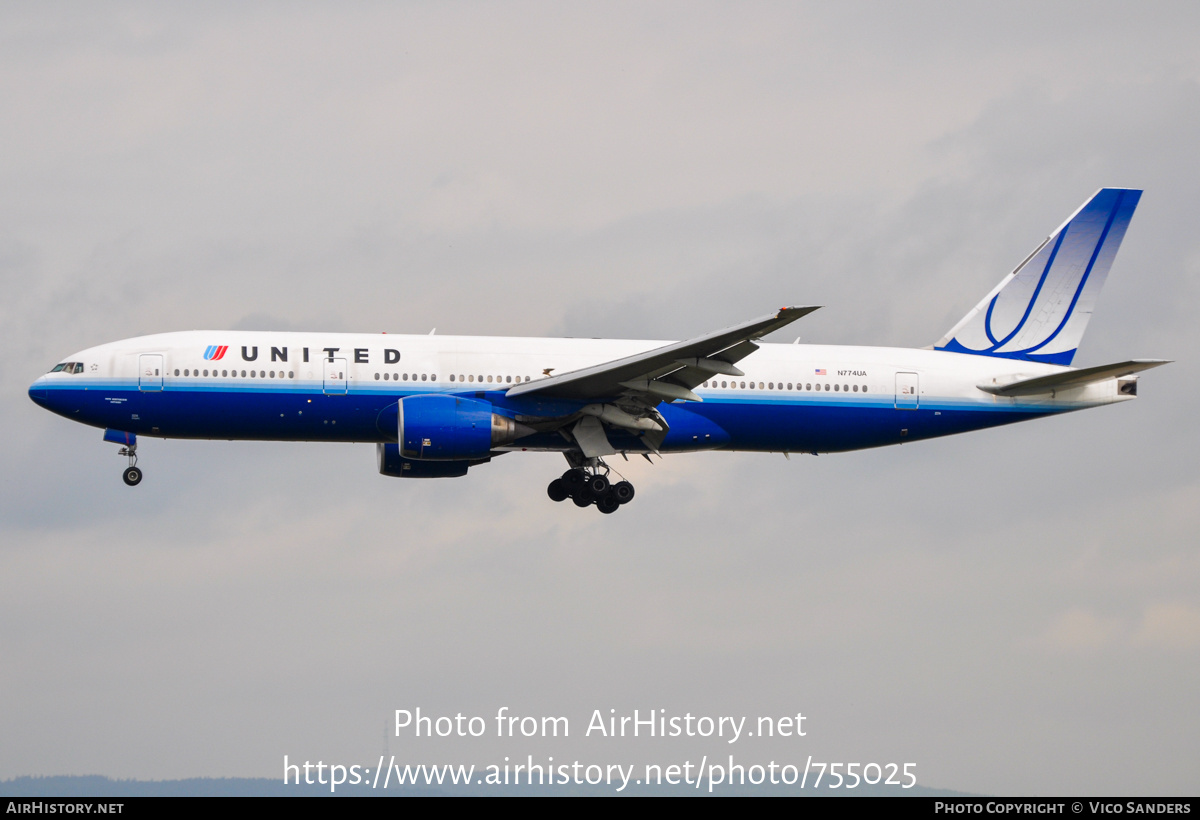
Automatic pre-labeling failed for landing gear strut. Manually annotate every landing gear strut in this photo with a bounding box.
[119,445,142,486]
[546,459,635,514]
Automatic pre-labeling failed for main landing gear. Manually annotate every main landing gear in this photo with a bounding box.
[120,445,142,486]
[547,463,635,514]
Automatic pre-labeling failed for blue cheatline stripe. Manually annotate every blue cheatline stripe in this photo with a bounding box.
[40,380,1094,414]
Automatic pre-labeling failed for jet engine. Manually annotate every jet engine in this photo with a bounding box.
[376,442,482,478]
[397,394,530,461]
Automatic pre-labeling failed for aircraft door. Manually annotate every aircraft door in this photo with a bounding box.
[139,354,164,392]
[895,372,919,409]
[323,358,348,395]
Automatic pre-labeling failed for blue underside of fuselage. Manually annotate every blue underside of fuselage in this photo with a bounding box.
[28,382,1057,454]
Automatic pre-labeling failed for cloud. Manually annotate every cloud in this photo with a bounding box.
[1036,608,1126,653]
[1134,603,1200,651]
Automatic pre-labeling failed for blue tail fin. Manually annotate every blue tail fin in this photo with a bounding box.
[934,188,1141,366]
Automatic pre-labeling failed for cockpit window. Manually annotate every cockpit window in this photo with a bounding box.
[48,362,84,374]
[49,363,67,372]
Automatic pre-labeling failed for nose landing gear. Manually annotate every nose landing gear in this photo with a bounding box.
[546,459,635,514]
[104,430,143,486]
[120,446,142,486]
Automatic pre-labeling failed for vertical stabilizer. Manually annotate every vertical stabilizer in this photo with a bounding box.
[934,188,1141,365]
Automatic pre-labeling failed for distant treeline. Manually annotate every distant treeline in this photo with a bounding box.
[1,774,962,797]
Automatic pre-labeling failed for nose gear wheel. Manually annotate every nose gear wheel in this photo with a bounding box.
[118,445,143,487]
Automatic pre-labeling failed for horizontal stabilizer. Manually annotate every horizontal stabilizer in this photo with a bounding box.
[978,359,1171,396]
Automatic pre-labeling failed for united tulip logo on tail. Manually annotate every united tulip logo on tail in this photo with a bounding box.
[203,345,228,361]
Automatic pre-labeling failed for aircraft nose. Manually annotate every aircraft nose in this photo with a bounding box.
[28,377,49,407]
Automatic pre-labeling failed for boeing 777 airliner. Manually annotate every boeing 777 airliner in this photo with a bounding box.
[29,188,1168,513]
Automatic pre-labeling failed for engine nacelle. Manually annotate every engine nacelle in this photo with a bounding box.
[398,394,529,461]
[377,442,480,478]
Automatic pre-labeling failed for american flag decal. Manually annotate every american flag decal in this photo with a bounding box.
[815,368,826,375]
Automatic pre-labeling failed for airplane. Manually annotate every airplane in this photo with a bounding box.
[28,188,1168,514]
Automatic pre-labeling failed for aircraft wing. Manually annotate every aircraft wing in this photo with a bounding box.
[505,306,821,403]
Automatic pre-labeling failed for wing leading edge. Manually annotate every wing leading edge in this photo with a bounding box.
[505,306,821,403]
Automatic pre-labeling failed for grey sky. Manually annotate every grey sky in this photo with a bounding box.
[2,2,1197,795]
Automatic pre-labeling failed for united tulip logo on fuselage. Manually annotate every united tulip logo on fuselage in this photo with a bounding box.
[204,345,229,361]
